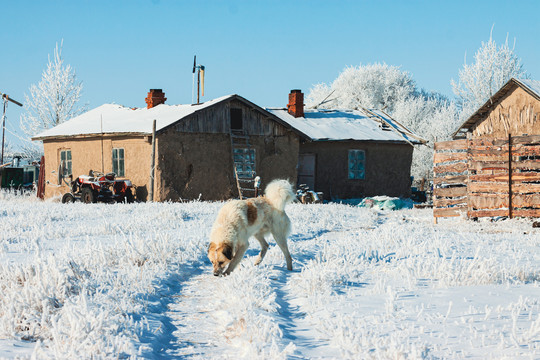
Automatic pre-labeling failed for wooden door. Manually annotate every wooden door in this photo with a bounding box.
[298,153,316,190]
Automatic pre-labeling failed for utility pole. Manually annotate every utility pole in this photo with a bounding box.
[149,119,156,202]
[1,92,23,165]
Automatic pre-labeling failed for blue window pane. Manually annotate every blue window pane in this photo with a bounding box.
[348,150,365,179]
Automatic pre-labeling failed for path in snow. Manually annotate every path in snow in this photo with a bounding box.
[156,207,360,359]
[165,271,220,358]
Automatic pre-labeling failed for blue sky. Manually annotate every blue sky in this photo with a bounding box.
[2,0,539,148]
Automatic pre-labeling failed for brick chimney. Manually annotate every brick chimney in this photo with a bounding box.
[287,89,304,118]
[145,89,167,109]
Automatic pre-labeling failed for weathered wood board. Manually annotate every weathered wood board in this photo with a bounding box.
[433,135,540,220]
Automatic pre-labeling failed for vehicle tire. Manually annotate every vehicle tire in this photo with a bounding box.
[81,187,96,204]
[61,193,75,203]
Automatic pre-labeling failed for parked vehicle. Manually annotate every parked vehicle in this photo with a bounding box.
[1,156,40,192]
[62,171,134,204]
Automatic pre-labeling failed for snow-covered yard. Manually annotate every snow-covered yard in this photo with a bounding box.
[0,192,538,359]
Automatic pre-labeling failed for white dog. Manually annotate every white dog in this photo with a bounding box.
[207,179,296,276]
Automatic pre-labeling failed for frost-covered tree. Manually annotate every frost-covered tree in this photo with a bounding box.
[306,63,459,180]
[392,95,460,179]
[451,33,528,118]
[306,63,416,113]
[20,41,86,157]
[394,98,459,179]
[1,140,14,161]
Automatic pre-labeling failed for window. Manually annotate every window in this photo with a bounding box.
[233,148,255,178]
[112,148,125,177]
[348,150,365,179]
[60,150,72,176]
[230,108,243,130]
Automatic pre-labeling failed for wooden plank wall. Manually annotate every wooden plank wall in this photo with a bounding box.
[174,100,288,136]
[433,139,468,218]
[467,137,511,218]
[433,135,540,220]
[509,135,540,218]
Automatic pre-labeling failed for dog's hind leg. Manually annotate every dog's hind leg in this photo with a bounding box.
[254,232,269,266]
[224,241,248,275]
[272,230,293,271]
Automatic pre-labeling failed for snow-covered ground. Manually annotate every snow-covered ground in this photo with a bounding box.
[0,191,538,359]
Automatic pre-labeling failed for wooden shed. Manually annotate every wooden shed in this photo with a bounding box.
[433,78,540,220]
[32,90,303,201]
[268,90,426,200]
[453,78,540,139]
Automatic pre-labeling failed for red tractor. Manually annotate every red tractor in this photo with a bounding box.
[62,171,134,204]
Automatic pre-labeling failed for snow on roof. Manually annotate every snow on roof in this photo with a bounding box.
[516,78,540,98]
[32,93,425,145]
[266,108,425,144]
[32,95,235,140]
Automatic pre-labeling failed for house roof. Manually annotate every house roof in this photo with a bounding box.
[32,94,304,141]
[32,93,425,145]
[266,108,426,145]
[453,78,540,139]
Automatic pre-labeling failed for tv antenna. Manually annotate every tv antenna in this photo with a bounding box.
[192,55,205,105]
[0,91,23,165]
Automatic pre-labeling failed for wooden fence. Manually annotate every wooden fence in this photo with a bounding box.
[433,135,540,220]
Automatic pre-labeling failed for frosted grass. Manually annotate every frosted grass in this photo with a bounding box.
[0,192,538,358]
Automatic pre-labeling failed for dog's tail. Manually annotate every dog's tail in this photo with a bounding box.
[265,179,295,211]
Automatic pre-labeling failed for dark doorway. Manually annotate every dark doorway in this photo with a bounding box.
[298,153,316,190]
[230,108,243,130]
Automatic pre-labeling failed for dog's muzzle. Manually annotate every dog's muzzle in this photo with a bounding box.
[213,268,224,277]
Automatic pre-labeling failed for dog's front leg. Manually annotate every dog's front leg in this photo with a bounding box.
[224,242,248,275]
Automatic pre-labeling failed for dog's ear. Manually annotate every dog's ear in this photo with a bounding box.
[222,244,233,260]
[208,242,216,254]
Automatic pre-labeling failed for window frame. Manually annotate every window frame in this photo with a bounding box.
[348,149,365,180]
[233,148,256,178]
[112,148,125,177]
[60,149,72,177]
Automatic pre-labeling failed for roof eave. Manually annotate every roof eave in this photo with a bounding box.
[513,78,540,101]
[310,138,420,145]
[33,132,151,141]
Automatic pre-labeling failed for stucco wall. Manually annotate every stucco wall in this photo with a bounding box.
[154,130,299,201]
[42,135,152,200]
[300,141,413,199]
[40,97,301,202]
[472,85,540,138]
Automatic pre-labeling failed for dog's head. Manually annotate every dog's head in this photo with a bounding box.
[208,242,233,276]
